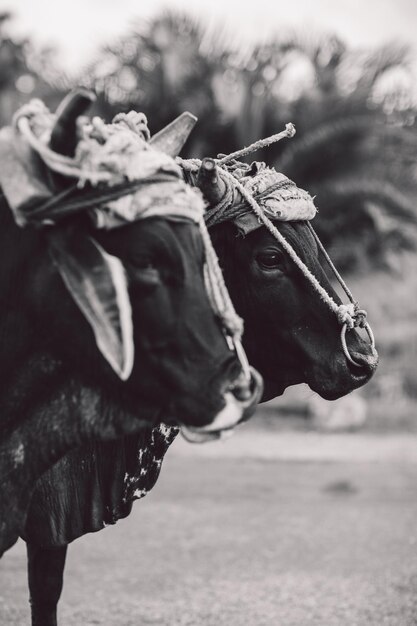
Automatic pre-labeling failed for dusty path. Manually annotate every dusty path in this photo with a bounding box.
[1,432,417,625]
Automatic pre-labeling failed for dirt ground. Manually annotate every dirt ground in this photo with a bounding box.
[1,431,417,626]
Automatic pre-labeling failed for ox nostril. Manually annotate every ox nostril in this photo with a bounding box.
[229,370,253,401]
[180,368,263,443]
[348,347,379,371]
[233,387,252,402]
[232,367,264,420]
[229,368,264,404]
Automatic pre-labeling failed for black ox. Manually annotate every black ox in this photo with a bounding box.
[0,93,262,560]
[20,101,378,626]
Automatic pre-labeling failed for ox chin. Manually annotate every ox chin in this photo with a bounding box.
[261,376,304,402]
[181,367,263,443]
[307,348,379,401]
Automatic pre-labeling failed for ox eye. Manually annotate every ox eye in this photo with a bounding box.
[125,255,161,288]
[126,252,157,272]
[129,266,161,292]
[133,256,155,270]
[256,250,285,271]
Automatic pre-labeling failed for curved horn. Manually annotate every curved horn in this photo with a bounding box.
[196,157,227,205]
[50,87,96,157]
[149,112,197,157]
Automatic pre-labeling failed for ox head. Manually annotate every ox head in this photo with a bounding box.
[0,91,263,438]
[190,153,378,402]
[209,220,378,401]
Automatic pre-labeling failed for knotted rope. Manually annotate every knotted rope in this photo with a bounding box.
[217,123,296,165]
[8,102,245,356]
[179,125,375,366]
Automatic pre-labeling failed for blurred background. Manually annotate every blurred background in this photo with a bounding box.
[1,0,416,431]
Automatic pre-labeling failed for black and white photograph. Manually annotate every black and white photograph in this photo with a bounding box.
[0,0,416,624]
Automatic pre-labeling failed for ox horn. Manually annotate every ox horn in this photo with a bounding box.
[196,157,227,205]
[50,87,96,157]
[149,112,197,157]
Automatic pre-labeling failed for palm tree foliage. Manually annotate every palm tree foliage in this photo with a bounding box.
[6,9,412,274]
[0,13,69,125]
[0,13,31,125]
[268,37,417,271]
[84,11,227,154]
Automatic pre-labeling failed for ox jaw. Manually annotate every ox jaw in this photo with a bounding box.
[180,367,263,443]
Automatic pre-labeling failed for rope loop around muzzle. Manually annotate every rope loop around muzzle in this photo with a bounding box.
[337,303,375,367]
[306,222,376,366]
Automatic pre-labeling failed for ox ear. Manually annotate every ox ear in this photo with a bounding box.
[149,112,197,157]
[47,229,134,380]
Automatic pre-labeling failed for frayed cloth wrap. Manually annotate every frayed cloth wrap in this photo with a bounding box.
[224,161,316,235]
[0,99,205,229]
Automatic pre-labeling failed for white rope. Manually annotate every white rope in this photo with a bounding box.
[199,215,244,342]
[16,117,114,186]
[217,123,296,165]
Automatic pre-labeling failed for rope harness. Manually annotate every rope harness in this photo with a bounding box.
[179,126,375,367]
[6,102,248,378]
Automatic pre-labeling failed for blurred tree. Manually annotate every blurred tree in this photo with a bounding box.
[2,7,408,273]
[0,12,31,124]
[85,11,230,157]
[0,12,28,87]
[268,37,417,272]
[0,12,67,124]
[86,14,417,272]
[85,11,298,157]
